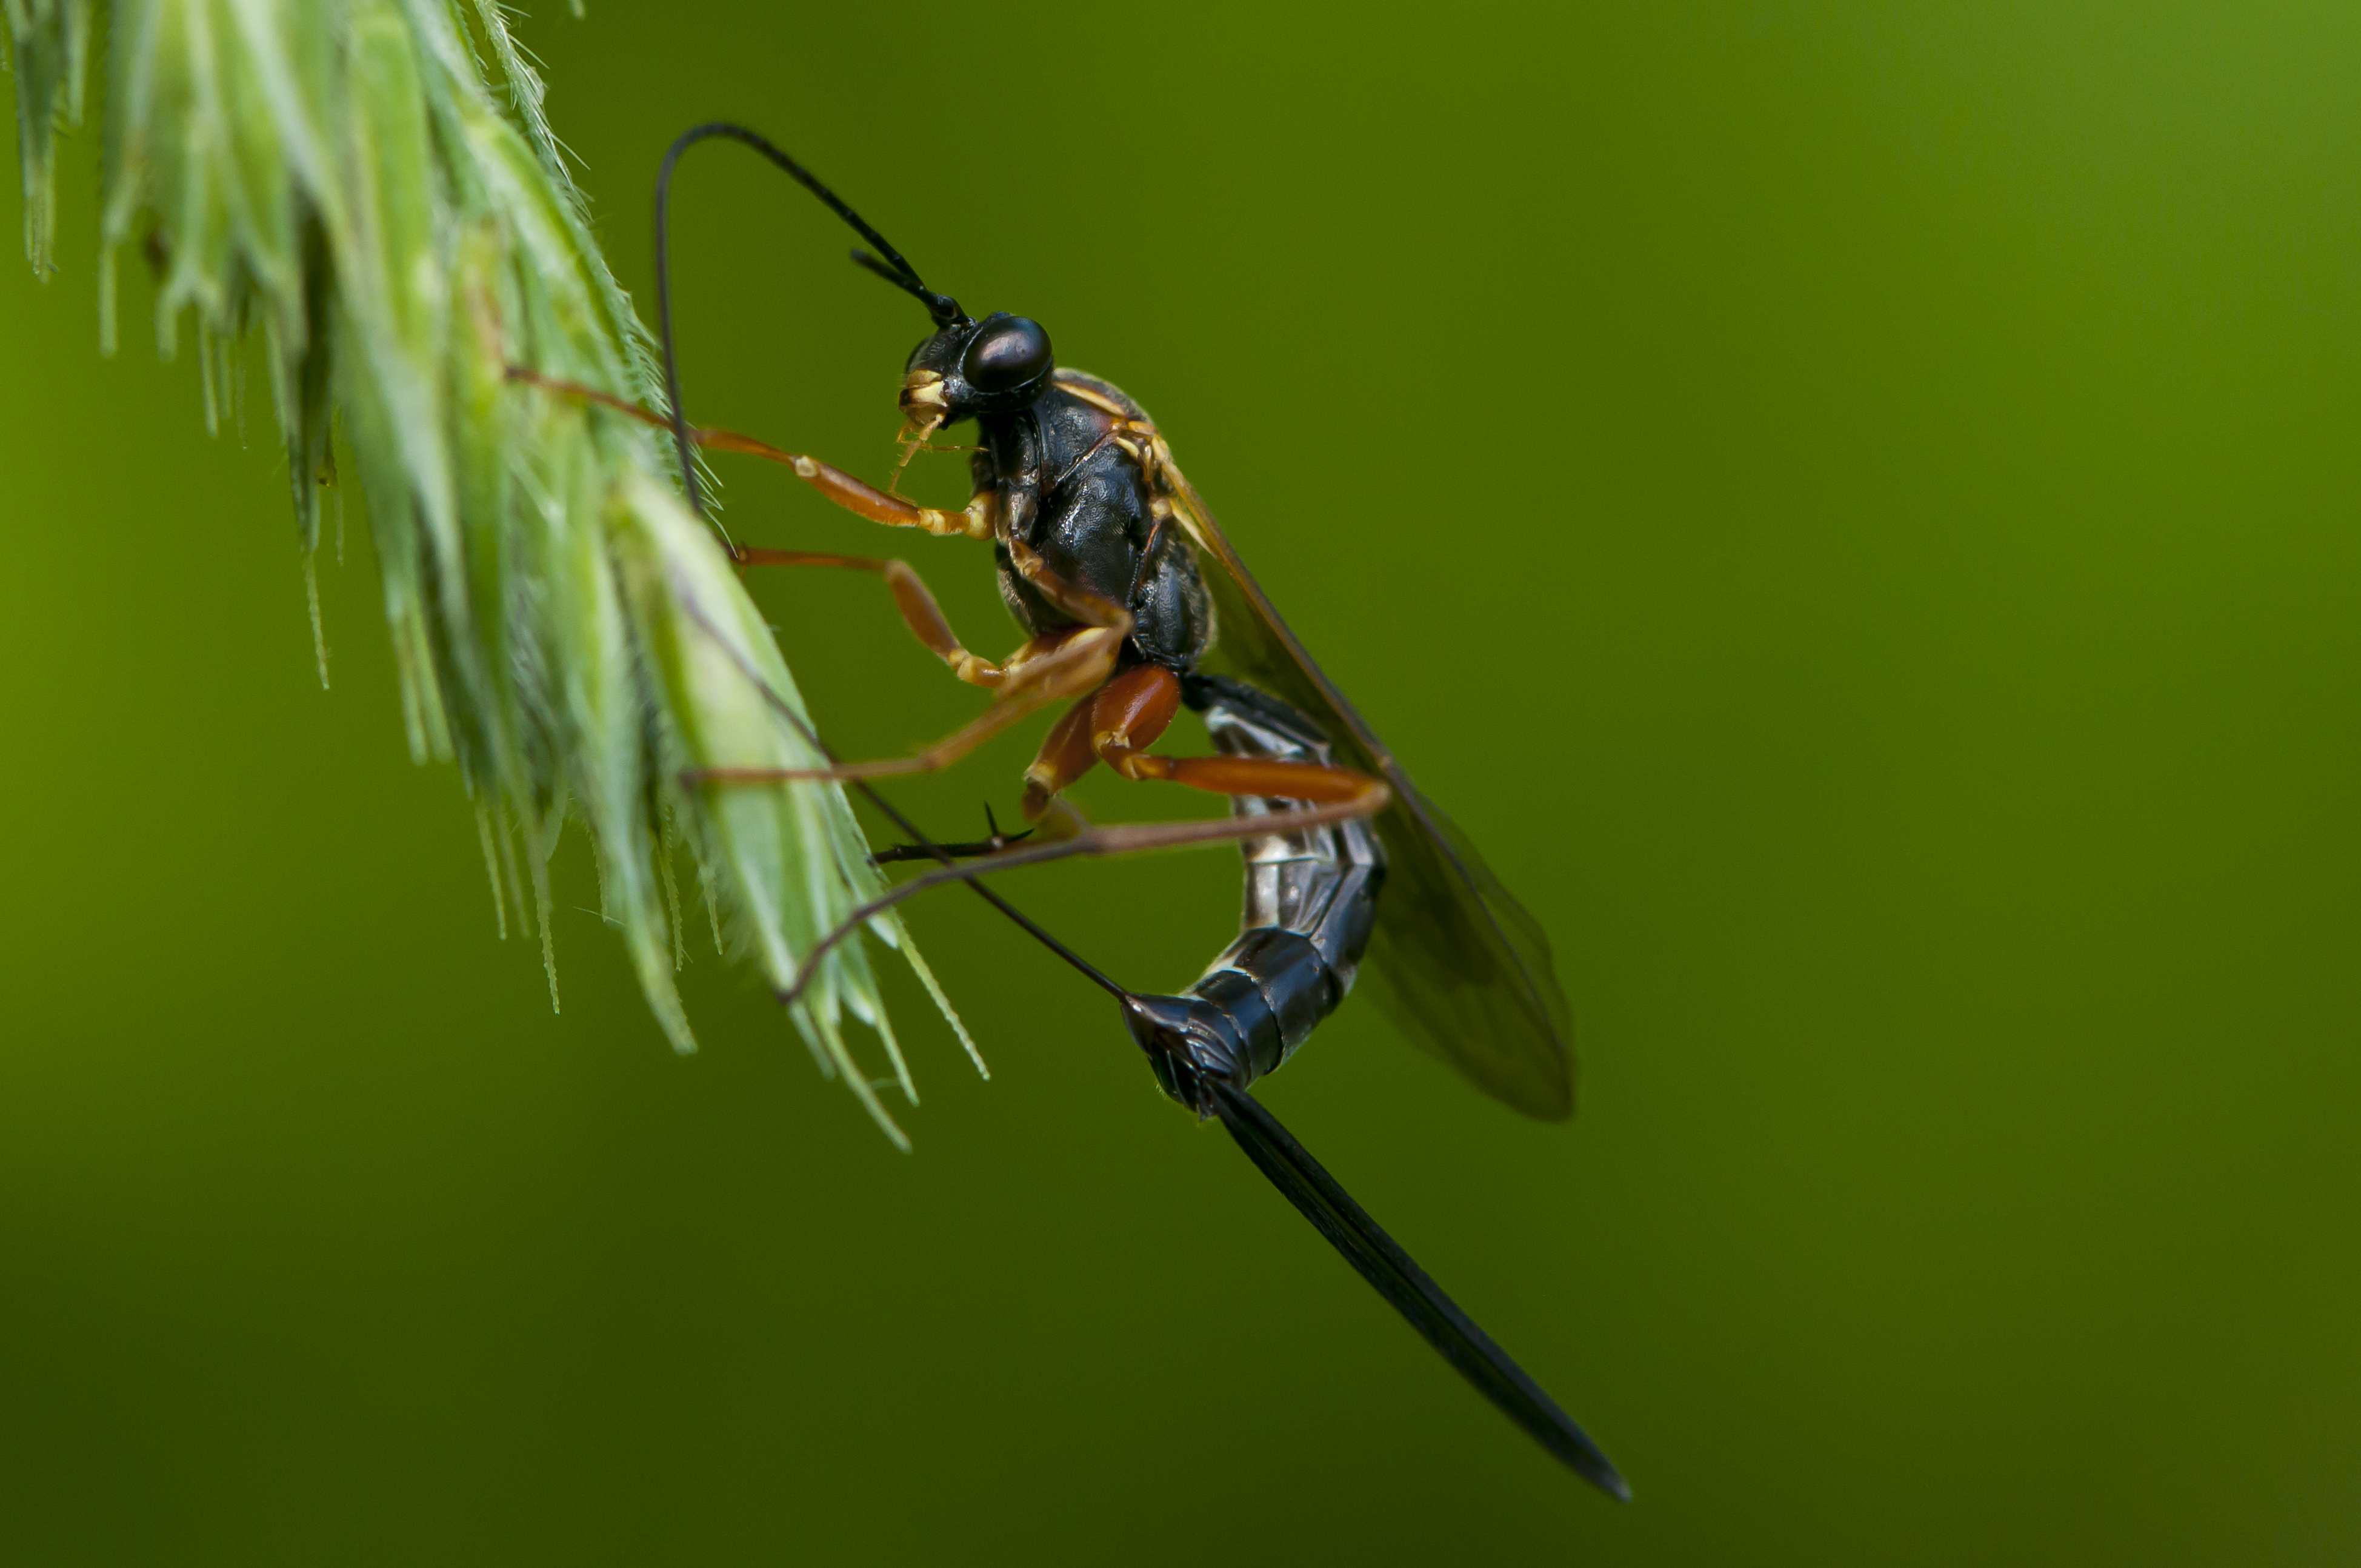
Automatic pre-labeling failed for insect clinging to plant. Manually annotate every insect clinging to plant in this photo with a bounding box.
[514,122,1625,1500]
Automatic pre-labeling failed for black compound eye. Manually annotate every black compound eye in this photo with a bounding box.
[962,316,1053,394]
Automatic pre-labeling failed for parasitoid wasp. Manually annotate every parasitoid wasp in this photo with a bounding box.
[514,123,1627,1501]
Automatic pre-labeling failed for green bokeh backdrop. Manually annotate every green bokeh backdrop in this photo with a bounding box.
[5,2,2359,1561]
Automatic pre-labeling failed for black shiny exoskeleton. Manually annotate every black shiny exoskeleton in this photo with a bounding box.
[901,314,1214,676]
[895,311,1380,1117]
[630,122,1627,1503]
[1126,672,1387,1109]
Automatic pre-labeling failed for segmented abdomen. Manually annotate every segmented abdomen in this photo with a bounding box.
[1121,676,1385,1107]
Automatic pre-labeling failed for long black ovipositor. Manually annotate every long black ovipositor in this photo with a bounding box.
[1210,1081,1630,1501]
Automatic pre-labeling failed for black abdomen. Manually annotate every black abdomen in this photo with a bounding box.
[1121,677,1385,1110]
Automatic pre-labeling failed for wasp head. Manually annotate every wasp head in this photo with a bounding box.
[899,311,1056,436]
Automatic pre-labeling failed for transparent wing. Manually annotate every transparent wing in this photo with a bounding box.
[1161,463,1576,1120]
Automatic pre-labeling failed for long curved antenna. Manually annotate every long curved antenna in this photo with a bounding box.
[848,245,954,314]
[651,122,964,519]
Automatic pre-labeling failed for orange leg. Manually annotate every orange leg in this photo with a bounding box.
[506,368,1134,630]
[514,367,1151,786]
[731,548,1002,689]
[1018,663,1385,820]
[1019,691,1107,817]
[1116,751,1377,803]
[696,543,1131,785]
[796,670,1395,994]
[689,624,1125,788]
[507,368,992,540]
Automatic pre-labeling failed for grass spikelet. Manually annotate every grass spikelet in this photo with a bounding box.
[3,0,971,1139]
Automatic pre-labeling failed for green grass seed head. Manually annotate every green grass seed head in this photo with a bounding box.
[5,0,968,1140]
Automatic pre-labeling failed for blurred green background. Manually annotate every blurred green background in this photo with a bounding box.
[5,1,2359,1561]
